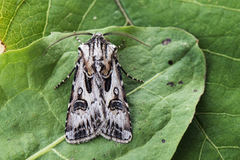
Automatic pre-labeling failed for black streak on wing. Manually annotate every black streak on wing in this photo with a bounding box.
[84,72,92,93]
[105,75,112,92]
[73,63,79,82]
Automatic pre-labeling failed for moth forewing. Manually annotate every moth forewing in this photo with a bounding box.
[50,32,146,144]
[100,58,132,143]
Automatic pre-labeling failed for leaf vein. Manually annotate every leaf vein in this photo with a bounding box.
[196,112,240,117]
[77,0,98,31]
[26,135,65,160]
[126,69,168,96]
[2,0,26,41]
[203,49,240,61]
[52,148,69,160]
[194,117,224,160]
[39,91,64,126]
[178,0,240,12]
[206,82,240,90]
[43,0,51,37]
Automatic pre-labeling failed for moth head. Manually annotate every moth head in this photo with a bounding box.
[42,31,150,57]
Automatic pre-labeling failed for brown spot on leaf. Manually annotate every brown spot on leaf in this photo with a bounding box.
[178,81,183,84]
[162,139,166,143]
[194,90,198,92]
[167,82,174,87]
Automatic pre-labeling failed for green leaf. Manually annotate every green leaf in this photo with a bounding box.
[117,0,240,159]
[0,0,124,50]
[0,25,205,159]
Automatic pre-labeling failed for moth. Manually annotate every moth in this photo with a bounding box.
[45,32,149,144]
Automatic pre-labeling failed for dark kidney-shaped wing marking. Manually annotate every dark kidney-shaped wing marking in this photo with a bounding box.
[101,58,132,143]
[65,57,105,144]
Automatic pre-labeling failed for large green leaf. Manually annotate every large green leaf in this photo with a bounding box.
[0,0,124,50]
[117,0,240,159]
[2,0,237,159]
[0,24,205,159]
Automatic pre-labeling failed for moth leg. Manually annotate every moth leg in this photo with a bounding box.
[75,36,82,44]
[118,39,125,49]
[74,31,83,44]
[54,66,76,89]
[120,65,144,83]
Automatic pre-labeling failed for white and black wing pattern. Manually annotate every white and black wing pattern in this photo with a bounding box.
[65,51,105,144]
[101,58,132,143]
[64,33,134,144]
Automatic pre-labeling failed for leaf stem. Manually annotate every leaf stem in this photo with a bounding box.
[77,0,98,31]
[115,0,133,26]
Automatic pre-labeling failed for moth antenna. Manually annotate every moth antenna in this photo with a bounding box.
[103,32,150,47]
[42,32,92,56]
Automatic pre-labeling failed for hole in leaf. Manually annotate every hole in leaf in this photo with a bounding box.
[178,81,183,84]
[167,82,174,87]
[168,60,173,65]
[162,38,171,45]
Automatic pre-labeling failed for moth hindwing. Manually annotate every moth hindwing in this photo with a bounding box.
[54,32,144,144]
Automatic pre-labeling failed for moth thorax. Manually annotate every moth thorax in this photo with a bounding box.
[95,75,102,88]
[96,64,102,72]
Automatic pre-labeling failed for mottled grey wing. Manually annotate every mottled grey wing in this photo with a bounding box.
[65,57,105,144]
[101,59,132,143]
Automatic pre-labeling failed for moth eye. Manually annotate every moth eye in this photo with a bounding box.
[73,100,88,111]
[109,99,123,110]
[78,87,83,95]
[113,87,119,96]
